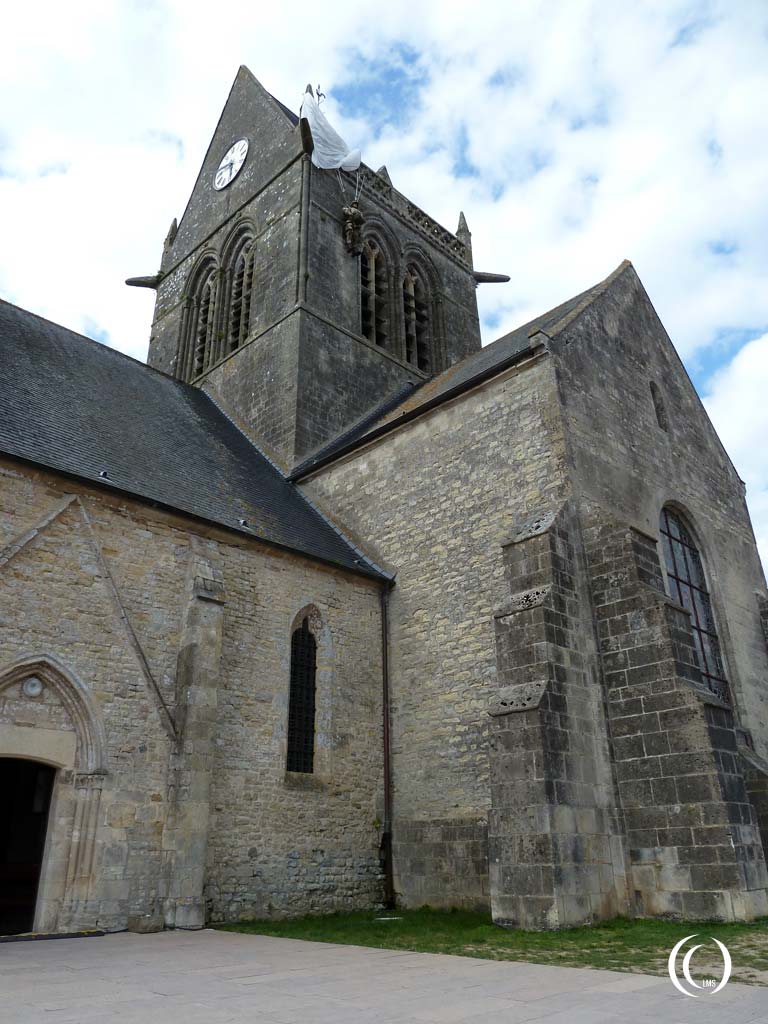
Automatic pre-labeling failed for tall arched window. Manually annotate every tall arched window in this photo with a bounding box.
[360,239,390,350]
[286,617,317,773]
[402,264,432,372]
[177,259,219,382]
[659,507,729,701]
[227,238,255,354]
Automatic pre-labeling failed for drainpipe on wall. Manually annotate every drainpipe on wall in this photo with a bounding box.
[380,584,395,908]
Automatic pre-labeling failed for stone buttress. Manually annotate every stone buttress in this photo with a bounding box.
[488,504,627,928]
[582,510,768,921]
[164,563,226,929]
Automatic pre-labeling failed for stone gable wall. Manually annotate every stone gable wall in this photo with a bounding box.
[551,265,768,763]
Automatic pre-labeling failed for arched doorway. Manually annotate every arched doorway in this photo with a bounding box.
[0,759,56,935]
[0,655,107,934]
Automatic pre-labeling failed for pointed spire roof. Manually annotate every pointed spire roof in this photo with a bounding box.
[166,66,302,268]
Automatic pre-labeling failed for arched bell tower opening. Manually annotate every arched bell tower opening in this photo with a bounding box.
[0,758,55,935]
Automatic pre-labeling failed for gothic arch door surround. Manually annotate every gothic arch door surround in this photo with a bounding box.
[0,655,107,934]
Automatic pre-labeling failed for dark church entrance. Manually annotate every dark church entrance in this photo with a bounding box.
[0,759,55,935]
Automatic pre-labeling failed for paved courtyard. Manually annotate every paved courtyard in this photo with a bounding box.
[2,929,767,1024]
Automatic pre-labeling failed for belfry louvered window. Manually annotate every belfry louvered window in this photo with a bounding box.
[659,507,729,702]
[403,265,431,372]
[227,239,255,353]
[193,271,218,376]
[178,263,220,382]
[286,618,317,773]
[361,240,390,349]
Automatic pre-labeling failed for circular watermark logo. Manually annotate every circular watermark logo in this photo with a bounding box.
[668,934,731,997]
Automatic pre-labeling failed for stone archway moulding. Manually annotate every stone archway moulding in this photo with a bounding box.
[0,653,108,932]
[0,653,107,773]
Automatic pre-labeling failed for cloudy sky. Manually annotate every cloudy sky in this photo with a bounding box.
[2,1,767,566]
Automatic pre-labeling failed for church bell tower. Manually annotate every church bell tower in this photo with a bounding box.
[139,67,483,469]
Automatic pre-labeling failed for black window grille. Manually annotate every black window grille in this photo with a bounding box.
[659,507,729,702]
[286,618,317,773]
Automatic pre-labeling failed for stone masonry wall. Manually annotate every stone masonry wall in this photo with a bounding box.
[147,161,302,381]
[488,504,627,928]
[0,458,385,931]
[582,510,768,920]
[308,166,482,370]
[294,310,418,465]
[392,819,488,911]
[288,165,483,464]
[302,353,571,909]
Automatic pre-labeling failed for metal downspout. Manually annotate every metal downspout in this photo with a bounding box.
[380,584,395,908]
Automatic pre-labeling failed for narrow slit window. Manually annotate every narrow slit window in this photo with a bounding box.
[286,617,317,773]
[650,381,669,432]
[659,507,729,702]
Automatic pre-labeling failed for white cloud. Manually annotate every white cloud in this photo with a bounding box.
[0,0,766,566]
[703,334,768,572]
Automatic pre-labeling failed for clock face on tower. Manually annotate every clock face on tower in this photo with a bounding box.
[213,139,249,190]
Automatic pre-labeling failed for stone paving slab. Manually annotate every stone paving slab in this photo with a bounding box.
[0,929,767,1024]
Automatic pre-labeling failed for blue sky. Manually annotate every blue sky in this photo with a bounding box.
[1,0,767,564]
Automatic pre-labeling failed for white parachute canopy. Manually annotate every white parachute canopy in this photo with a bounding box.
[299,87,361,172]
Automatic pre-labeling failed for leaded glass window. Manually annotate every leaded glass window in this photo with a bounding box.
[659,507,729,701]
[286,617,317,773]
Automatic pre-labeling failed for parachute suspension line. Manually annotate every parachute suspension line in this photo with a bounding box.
[335,169,362,202]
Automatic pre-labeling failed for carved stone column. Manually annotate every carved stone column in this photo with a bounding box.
[59,770,106,931]
[164,565,225,929]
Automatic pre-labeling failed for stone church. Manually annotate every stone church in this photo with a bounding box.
[2,65,768,937]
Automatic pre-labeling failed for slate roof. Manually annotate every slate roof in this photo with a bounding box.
[0,300,385,580]
[292,263,629,478]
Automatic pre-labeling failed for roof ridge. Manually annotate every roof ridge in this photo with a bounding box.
[291,379,422,479]
[545,259,633,339]
[0,297,180,386]
[202,389,389,580]
[1,300,384,580]
[291,263,634,478]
